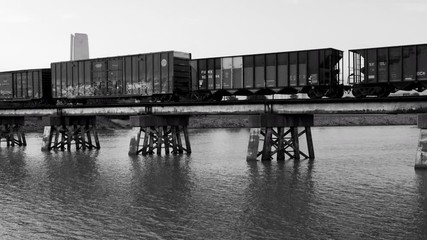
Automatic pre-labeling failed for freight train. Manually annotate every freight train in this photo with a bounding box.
[0,43,426,106]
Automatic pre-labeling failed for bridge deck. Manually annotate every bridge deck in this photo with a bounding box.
[0,96,426,116]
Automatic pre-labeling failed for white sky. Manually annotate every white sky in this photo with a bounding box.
[0,0,426,71]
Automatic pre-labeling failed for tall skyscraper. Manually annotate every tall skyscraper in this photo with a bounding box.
[70,33,89,60]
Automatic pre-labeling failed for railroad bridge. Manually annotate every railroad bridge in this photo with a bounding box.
[1,97,427,169]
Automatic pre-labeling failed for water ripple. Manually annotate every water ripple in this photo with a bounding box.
[0,127,426,239]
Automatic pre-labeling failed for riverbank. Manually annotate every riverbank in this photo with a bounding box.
[313,114,417,126]
[22,114,417,132]
[189,114,417,128]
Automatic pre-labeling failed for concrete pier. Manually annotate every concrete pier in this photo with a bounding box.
[129,115,191,156]
[0,117,26,147]
[247,114,314,161]
[416,114,427,169]
[41,116,100,151]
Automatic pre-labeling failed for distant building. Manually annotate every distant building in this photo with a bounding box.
[70,33,89,60]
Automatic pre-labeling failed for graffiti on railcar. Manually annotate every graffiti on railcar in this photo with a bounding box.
[126,82,153,96]
[59,81,127,98]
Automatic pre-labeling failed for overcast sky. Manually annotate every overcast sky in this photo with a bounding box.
[0,0,426,71]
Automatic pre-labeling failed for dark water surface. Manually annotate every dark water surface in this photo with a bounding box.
[1,126,426,239]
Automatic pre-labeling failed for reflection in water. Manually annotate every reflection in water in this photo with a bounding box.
[129,155,194,239]
[0,127,427,239]
[415,170,427,238]
[43,151,101,202]
[0,148,28,185]
[243,160,316,239]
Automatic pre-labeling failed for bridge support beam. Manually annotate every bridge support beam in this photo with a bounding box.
[415,114,427,169]
[0,117,26,147]
[128,115,191,156]
[41,116,100,151]
[247,114,314,161]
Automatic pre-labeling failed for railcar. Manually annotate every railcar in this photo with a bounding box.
[349,43,427,98]
[0,68,52,105]
[51,51,191,103]
[190,48,345,100]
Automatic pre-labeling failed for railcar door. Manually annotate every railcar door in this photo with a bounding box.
[0,73,13,99]
[107,58,123,95]
[92,60,108,96]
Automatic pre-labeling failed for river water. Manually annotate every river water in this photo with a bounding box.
[1,126,426,239]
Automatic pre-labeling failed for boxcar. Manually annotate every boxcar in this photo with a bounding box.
[190,48,344,99]
[0,69,52,104]
[51,51,191,102]
[349,43,427,97]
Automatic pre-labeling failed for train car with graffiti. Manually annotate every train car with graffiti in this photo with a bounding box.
[50,51,191,103]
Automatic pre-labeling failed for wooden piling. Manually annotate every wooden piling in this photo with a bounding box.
[262,128,273,161]
[416,114,427,169]
[1,117,27,148]
[305,126,315,159]
[247,128,261,161]
[291,127,300,160]
[247,114,314,161]
[183,126,191,154]
[41,116,100,151]
[157,127,163,155]
[171,127,178,154]
[128,115,191,156]
[142,128,149,154]
[176,127,183,153]
[277,127,285,161]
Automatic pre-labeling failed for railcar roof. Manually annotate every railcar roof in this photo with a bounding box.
[0,68,50,74]
[349,43,427,52]
[51,50,190,64]
[192,48,343,60]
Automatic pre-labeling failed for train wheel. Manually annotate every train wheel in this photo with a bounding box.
[191,92,204,101]
[376,87,390,98]
[212,94,223,101]
[326,87,344,99]
[171,95,180,102]
[352,88,366,98]
[334,88,344,98]
[307,88,323,99]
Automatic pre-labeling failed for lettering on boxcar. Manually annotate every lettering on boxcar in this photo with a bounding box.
[309,74,318,84]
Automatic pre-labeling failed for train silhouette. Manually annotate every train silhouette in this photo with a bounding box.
[1,43,426,105]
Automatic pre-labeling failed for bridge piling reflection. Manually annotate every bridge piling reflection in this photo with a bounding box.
[247,114,314,161]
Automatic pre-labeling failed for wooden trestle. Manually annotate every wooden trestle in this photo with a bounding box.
[41,116,100,151]
[247,114,314,161]
[128,115,191,156]
[0,117,27,147]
